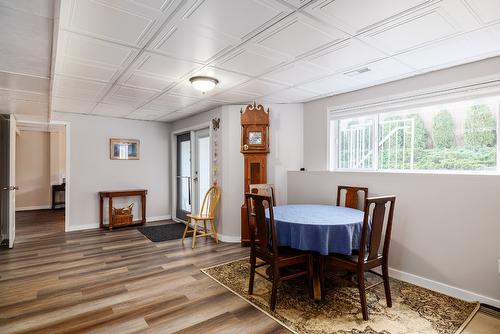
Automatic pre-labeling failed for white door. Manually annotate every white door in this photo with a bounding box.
[8,115,16,248]
[193,128,211,213]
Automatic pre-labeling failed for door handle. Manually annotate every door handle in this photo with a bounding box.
[2,186,18,191]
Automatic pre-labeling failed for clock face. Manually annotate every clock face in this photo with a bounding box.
[248,131,262,145]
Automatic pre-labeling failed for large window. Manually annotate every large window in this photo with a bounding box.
[330,95,499,172]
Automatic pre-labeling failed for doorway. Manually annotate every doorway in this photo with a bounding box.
[174,127,211,222]
[0,117,70,248]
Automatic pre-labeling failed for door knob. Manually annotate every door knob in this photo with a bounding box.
[2,186,18,191]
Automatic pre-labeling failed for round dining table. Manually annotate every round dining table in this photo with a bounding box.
[269,204,366,300]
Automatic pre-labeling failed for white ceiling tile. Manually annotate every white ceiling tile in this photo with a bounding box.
[93,103,134,117]
[212,91,257,104]
[57,58,118,82]
[69,0,155,45]
[262,87,319,103]
[346,58,414,85]
[136,53,200,80]
[308,39,387,73]
[62,32,135,67]
[112,85,158,100]
[142,101,178,112]
[464,0,500,24]
[307,0,428,33]
[298,74,360,94]
[0,71,49,94]
[53,75,109,101]
[52,96,97,114]
[0,89,48,103]
[126,108,171,120]
[234,79,287,96]
[0,98,48,116]
[257,16,346,57]
[262,62,325,86]
[132,0,170,11]
[364,11,458,53]
[217,48,286,76]
[184,0,286,39]
[154,24,233,63]
[153,93,200,108]
[124,72,173,91]
[157,111,185,122]
[395,28,500,70]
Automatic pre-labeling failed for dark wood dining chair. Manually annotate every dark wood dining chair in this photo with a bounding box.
[337,185,368,209]
[245,193,313,311]
[321,195,396,320]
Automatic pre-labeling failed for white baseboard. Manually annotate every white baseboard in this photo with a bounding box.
[16,205,51,211]
[381,267,500,308]
[147,215,172,222]
[218,234,241,243]
[66,215,173,232]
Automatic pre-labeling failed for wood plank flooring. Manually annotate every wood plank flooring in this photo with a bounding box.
[1,210,498,333]
[1,214,289,334]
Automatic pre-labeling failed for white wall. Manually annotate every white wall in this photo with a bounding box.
[298,56,500,306]
[170,104,304,240]
[16,130,51,209]
[53,112,171,230]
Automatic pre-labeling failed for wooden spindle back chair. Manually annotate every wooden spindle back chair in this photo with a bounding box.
[182,186,220,249]
[245,193,313,311]
[337,186,368,209]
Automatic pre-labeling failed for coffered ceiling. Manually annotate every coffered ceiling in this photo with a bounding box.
[32,0,500,121]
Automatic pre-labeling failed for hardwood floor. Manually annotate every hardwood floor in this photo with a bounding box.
[1,211,498,333]
[0,215,289,333]
[15,209,65,242]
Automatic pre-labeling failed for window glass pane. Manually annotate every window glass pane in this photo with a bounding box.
[338,116,374,169]
[378,96,498,171]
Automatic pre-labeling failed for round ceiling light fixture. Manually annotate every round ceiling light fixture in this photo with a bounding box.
[189,76,219,93]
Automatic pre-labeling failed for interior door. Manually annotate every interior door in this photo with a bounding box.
[0,114,16,248]
[8,115,16,248]
[176,132,191,221]
[193,128,211,214]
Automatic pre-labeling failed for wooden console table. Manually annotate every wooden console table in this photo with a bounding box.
[99,189,147,230]
[52,183,66,209]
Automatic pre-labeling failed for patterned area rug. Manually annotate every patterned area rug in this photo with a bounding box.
[202,258,479,334]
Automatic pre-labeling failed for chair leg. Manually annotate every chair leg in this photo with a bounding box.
[357,270,369,320]
[308,256,314,299]
[182,217,190,242]
[203,220,208,239]
[270,265,279,311]
[248,252,256,295]
[191,219,197,249]
[210,220,219,244]
[382,262,392,307]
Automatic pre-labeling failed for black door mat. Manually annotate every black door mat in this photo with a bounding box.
[137,223,186,242]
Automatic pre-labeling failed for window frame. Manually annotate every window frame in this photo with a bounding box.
[328,90,500,175]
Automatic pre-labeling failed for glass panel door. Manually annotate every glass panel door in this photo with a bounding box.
[176,132,191,221]
[194,128,210,214]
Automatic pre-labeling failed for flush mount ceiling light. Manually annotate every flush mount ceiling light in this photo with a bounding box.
[189,76,219,93]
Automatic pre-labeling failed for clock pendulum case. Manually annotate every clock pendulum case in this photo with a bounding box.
[240,102,270,245]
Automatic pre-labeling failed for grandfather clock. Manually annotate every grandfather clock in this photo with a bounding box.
[240,102,270,245]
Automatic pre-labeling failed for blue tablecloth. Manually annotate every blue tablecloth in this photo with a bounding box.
[266,204,366,256]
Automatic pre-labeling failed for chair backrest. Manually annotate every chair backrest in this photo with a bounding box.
[359,196,396,262]
[199,186,221,218]
[249,184,276,207]
[337,186,368,209]
[245,193,278,258]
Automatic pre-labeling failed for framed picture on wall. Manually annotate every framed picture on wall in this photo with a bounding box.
[110,138,140,160]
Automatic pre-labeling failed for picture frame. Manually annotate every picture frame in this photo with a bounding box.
[110,138,140,160]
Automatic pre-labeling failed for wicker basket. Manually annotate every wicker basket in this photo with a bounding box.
[112,203,134,226]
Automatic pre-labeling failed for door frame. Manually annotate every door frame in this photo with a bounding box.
[171,122,212,223]
[14,120,71,233]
